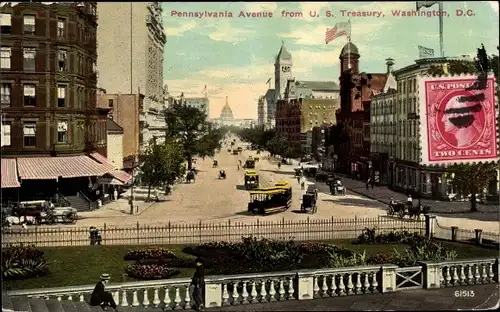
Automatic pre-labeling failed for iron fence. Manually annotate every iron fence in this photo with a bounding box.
[433,219,500,246]
[1,216,426,247]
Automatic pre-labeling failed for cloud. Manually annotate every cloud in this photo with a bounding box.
[163,20,197,36]
[245,2,278,13]
[207,22,255,43]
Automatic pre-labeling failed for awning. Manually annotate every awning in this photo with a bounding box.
[97,177,125,185]
[89,152,132,184]
[1,158,20,188]
[17,156,109,180]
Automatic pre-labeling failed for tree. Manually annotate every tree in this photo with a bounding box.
[139,139,185,200]
[446,163,497,212]
[164,103,221,169]
[266,134,288,158]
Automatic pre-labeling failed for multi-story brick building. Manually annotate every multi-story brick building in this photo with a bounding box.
[333,42,388,180]
[0,2,107,158]
[257,96,266,127]
[96,2,166,148]
[0,2,132,201]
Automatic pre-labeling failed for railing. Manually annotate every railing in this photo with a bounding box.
[1,216,426,247]
[6,258,497,308]
[433,218,500,246]
[78,191,98,210]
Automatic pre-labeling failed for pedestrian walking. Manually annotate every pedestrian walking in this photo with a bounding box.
[365,179,370,190]
[370,178,375,189]
[191,257,205,311]
[90,274,118,310]
[296,175,300,184]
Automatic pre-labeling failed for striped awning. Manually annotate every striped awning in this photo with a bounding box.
[1,158,20,188]
[89,152,132,184]
[17,156,109,180]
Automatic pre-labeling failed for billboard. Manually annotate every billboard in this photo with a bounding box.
[418,75,498,166]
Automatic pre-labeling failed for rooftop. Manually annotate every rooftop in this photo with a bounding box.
[295,80,340,91]
[106,118,123,134]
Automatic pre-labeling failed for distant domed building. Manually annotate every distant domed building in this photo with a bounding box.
[220,96,234,121]
[211,96,255,128]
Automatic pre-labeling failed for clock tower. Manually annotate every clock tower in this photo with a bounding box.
[274,41,292,101]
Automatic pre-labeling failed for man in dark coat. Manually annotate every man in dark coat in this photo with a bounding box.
[90,273,118,310]
[191,258,205,311]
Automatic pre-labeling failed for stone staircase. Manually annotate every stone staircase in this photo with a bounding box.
[1,295,167,312]
[65,193,93,212]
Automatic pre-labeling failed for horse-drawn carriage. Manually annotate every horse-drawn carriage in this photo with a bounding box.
[247,181,292,215]
[244,156,255,169]
[186,170,196,183]
[213,160,218,168]
[388,199,430,219]
[327,178,346,196]
[5,200,78,226]
[301,185,318,213]
[218,170,226,179]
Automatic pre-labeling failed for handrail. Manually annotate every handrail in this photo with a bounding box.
[78,191,97,209]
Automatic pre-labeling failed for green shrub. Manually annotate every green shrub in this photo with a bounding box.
[328,251,368,267]
[367,252,393,265]
[356,228,424,244]
[1,245,49,280]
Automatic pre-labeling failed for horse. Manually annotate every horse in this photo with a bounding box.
[185,171,196,183]
[5,216,36,226]
[407,204,431,219]
[388,201,406,217]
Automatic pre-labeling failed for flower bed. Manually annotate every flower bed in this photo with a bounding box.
[124,246,181,280]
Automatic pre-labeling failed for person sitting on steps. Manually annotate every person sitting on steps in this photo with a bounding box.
[90,273,118,311]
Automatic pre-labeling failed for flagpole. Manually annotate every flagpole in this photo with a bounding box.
[438,2,444,57]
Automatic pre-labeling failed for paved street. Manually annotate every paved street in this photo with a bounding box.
[20,135,497,235]
[210,284,499,311]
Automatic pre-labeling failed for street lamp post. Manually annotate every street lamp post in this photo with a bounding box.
[129,158,136,215]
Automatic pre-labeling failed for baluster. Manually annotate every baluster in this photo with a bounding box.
[370,271,378,292]
[57,296,62,301]
[474,264,481,283]
[313,276,320,298]
[451,267,459,285]
[132,290,140,307]
[259,280,268,302]
[459,266,466,285]
[278,279,285,301]
[346,273,354,295]
[287,277,295,300]
[152,288,161,307]
[231,282,240,304]
[487,263,494,281]
[121,290,129,307]
[330,274,338,296]
[222,283,230,305]
[320,275,328,297]
[338,274,346,296]
[112,291,119,305]
[183,285,191,309]
[250,281,258,303]
[466,265,474,284]
[354,273,362,294]
[172,287,181,309]
[363,272,370,294]
[268,280,277,302]
[79,294,85,302]
[163,286,172,310]
[67,295,73,301]
[142,288,150,307]
[241,281,249,304]
[444,267,451,286]
[438,267,445,287]
[481,263,488,282]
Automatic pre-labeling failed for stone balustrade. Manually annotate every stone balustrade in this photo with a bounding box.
[5,258,499,309]
[419,257,499,289]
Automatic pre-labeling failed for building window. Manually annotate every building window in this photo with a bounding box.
[1,47,11,69]
[0,13,11,34]
[1,121,11,146]
[23,122,36,147]
[1,83,11,105]
[57,50,67,71]
[23,84,36,106]
[108,99,114,107]
[57,18,66,37]
[57,121,68,143]
[23,15,36,35]
[23,48,36,71]
[57,86,67,107]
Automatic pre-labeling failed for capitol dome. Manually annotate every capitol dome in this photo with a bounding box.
[220,96,234,120]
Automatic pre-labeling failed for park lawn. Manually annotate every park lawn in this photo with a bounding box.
[3,240,498,291]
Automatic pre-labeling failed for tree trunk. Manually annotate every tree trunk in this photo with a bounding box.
[187,155,193,170]
[470,193,478,212]
[147,184,151,201]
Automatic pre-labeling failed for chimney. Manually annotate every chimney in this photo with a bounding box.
[385,58,395,73]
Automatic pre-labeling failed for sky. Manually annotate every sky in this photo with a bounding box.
[162,1,499,119]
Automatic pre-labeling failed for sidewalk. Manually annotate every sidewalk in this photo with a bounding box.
[210,284,499,311]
